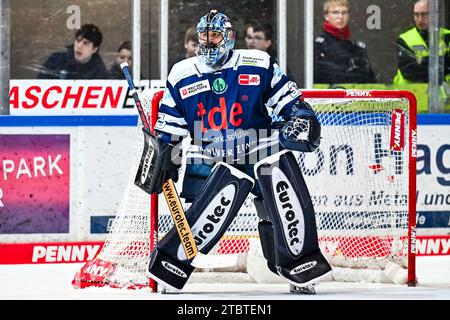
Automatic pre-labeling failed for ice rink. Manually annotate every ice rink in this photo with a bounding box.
[1,255,449,300]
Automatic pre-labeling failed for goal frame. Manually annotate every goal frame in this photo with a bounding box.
[150,89,417,288]
[299,89,417,286]
[71,89,417,291]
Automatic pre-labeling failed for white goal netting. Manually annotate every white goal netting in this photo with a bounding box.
[73,90,416,289]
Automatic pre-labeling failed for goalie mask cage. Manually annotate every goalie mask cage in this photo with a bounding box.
[72,89,417,291]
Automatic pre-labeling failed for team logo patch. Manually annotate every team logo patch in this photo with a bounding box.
[239,74,260,86]
[180,80,210,99]
[212,78,228,94]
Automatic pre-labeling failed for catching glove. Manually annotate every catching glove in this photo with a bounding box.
[279,100,321,152]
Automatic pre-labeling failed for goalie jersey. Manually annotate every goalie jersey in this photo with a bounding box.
[155,49,301,162]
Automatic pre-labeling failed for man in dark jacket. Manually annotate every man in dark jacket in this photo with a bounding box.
[314,0,376,84]
[38,24,109,79]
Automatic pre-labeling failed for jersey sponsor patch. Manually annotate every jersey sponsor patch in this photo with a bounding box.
[239,74,261,86]
[179,80,211,99]
[241,55,265,66]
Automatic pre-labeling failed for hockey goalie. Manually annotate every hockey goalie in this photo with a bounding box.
[137,10,332,294]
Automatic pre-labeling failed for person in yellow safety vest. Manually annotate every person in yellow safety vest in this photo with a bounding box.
[393,0,450,111]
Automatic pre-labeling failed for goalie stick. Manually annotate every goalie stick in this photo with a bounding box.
[121,62,198,262]
[121,62,250,274]
[121,63,233,271]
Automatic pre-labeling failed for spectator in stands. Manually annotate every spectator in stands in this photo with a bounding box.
[109,40,133,79]
[244,22,296,81]
[170,26,198,70]
[393,0,450,85]
[37,23,109,79]
[244,22,277,58]
[314,0,376,84]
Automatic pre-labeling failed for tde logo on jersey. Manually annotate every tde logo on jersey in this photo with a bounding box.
[197,97,243,132]
[239,74,260,86]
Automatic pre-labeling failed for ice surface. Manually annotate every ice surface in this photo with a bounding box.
[0,256,449,300]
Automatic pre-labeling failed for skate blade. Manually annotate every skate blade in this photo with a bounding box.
[290,283,317,295]
[279,270,332,292]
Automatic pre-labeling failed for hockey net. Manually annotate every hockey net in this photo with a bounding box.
[72,89,417,290]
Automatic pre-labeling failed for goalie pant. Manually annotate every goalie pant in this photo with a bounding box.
[148,151,332,291]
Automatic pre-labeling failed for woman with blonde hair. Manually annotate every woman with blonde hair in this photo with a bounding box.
[314,0,376,84]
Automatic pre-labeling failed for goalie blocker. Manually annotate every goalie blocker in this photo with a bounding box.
[255,150,332,288]
[148,162,255,291]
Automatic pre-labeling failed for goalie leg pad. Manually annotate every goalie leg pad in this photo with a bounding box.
[254,150,331,286]
[147,247,195,292]
[258,220,278,275]
[255,197,278,275]
[148,162,254,290]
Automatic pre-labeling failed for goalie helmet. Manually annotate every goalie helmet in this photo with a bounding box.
[196,10,235,67]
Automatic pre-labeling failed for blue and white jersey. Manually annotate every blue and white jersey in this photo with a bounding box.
[155,49,301,162]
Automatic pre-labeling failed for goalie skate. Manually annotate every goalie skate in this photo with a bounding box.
[277,250,332,290]
[289,283,319,295]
